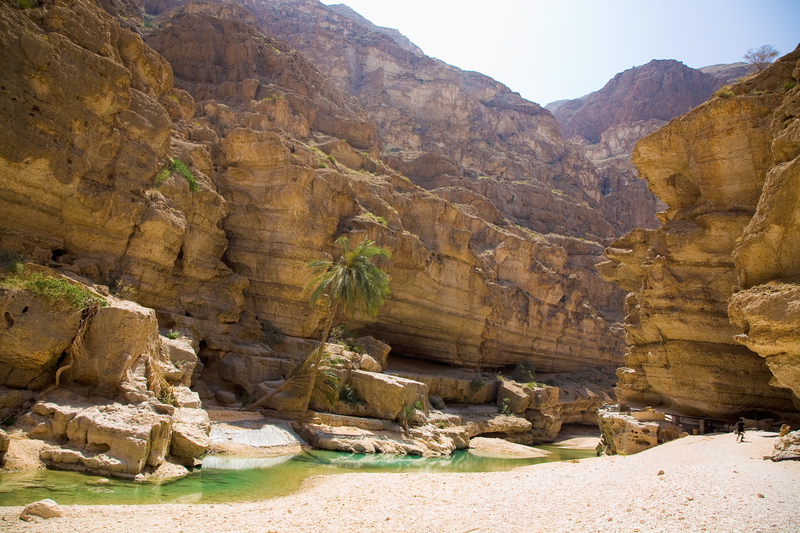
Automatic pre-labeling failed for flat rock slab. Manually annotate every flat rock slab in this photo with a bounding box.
[469,437,549,458]
[209,419,302,449]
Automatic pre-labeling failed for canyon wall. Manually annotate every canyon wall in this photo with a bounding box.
[0,0,626,420]
[598,46,800,417]
[550,60,751,233]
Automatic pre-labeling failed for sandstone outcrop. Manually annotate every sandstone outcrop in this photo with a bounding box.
[298,411,468,456]
[772,429,800,461]
[0,0,630,461]
[137,2,624,378]
[600,46,800,418]
[598,410,683,455]
[553,60,748,144]
[0,428,9,466]
[551,60,751,233]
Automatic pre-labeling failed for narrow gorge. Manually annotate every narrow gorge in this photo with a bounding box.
[0,0,797,488]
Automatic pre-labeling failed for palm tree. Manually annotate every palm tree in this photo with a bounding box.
[297,235,390,421]
[248,236,390,418]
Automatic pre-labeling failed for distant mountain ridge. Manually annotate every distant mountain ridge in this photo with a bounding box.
[550,59,750,144]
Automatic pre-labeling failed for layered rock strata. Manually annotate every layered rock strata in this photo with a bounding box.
[0,0,623,457]
[550,60,751,233]
[599,46,800,417]
[138,2,623,374]
[141,0,632,331]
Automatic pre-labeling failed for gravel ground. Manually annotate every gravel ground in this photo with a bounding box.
[1,431,798,533]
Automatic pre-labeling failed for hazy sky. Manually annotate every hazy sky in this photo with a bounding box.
[320,0,800,106]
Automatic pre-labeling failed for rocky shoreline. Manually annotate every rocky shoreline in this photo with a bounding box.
[2,431,797,532]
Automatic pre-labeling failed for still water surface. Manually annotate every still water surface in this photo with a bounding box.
[0,446,592,506]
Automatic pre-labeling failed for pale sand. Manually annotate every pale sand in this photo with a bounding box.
[2,431,798,533]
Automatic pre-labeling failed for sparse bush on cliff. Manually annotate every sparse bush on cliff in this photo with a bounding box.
[467,378,483,402]
[155,158,200,192]
[510,360,536,383]
[0,250,25,276]
[499,397,512,415]
[714,85,735,98]
[339,384,361,404]
[330,325,365,353]
[261,320,286,346]
[1,270,106,310]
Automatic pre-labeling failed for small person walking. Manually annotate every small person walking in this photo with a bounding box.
[735,417,746,443]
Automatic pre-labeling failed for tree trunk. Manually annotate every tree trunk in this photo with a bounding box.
[296,310,335,423]
[246,306,335,413]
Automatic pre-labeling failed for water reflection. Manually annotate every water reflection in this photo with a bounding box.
[0,446,592,507]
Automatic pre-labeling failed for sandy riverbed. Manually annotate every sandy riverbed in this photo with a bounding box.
[1,431,798,533]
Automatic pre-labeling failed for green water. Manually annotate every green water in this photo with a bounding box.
[0,446,592,506]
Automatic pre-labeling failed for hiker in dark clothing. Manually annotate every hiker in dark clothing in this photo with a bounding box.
[735,418,746,442]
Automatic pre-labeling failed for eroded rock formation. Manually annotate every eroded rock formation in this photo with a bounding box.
[0,0,628,465]
[599,46,800,418]
[550,60,751,233]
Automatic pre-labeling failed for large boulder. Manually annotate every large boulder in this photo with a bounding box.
[39,401,173,477]
[391,371,496,405]
[27,389,177,477]
[170,407,210,461]
[70,300,160,389]
[598,410,682,455]
[19,499,63,522]
[348,370,427,421]
[0,288,82,389]
[772,430,800,462]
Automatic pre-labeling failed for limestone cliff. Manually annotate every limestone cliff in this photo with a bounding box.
[138,0,633,327]
[551,60,751,233]
[553,60,749,145]
[142,3,623,374]
[0,0,623,426]
[598,46,800,417]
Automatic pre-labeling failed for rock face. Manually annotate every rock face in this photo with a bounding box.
[598,410,682,455]
[0,0,631,458]
[772,430,800,461]
[599,46,800,417]
[553,60,748,144]
[550,60,751,233]
[137,1,624,375]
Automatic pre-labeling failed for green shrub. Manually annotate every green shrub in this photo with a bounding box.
[329,325,364,353]
[155,167,170,185]
[0,250,25,276]
[1,271,106,310]
[156,159,199,191]
[510,361,536,383]
[327,154,337,165]
[714,86,735,98]
[499,397,512,416]
[261,320,286,346]
[166,329,180,340]
[241,391,255,408]
[784,81,796,91]
[467,378,483,401]
[339,384,361,404]
[171,159,199,192]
